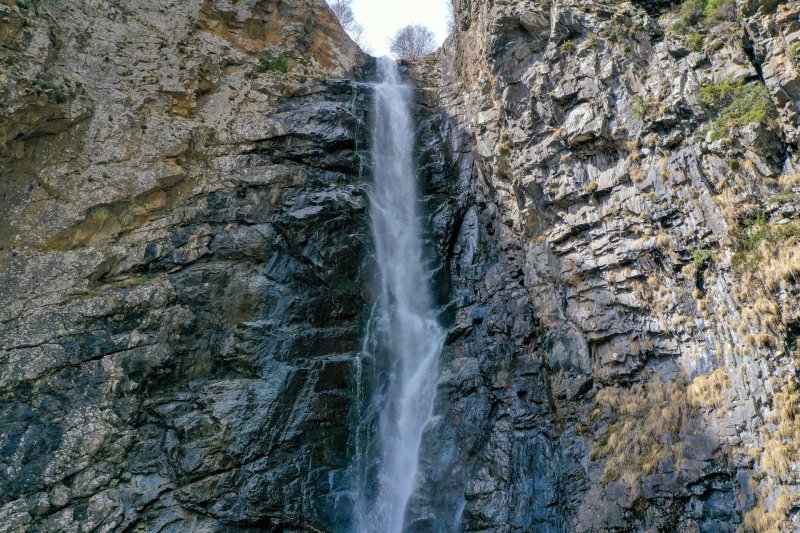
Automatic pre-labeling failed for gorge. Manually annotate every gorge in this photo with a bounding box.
[1,0,800,532]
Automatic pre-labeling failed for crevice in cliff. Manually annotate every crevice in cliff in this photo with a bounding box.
[741,32,765,83]
[741,24,793,169]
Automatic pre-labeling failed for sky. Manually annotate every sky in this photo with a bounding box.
[349,0,451,57]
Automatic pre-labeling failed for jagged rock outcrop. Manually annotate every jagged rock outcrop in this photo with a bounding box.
[0,0,370,530]
[408,0,800,531]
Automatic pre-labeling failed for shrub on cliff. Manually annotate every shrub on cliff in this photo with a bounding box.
[702,0,736,21]
[698,79,776,141]
[259,55,289,74]
[674,0,736,31]
[730,215,800,276]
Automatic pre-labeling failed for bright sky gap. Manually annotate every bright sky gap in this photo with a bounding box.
[348,0,451,57]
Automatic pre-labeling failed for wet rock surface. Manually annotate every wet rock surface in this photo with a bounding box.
[409,0,800,531]
[1,0,370,530]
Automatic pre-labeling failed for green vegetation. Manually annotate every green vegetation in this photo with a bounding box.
[16,0,28,10]
[644,192,661,203]
[33,79,59,92]
[674,0,735,31]
[258,54,289,74]
[633,95,647,119]
[633,94,659,120]
[676,0,704,30]
[698,79,775,141]
[687,32,704,52]
[560,40,576,55]
[730,215,800,273]
[771,191,797,205]
[33,78,68,103]
[600,24,627,44]
[495,131,513,177]
[111,276,149,289]
[691,248,715,266]
[792,42,800,60]
[702,0,735,21]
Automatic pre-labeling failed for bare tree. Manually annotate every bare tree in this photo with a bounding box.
[389,25,437,60]
[328,0,369,51]
[446,1,455,33]
[329,0,356,30]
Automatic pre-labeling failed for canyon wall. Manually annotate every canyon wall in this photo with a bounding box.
[0,0,369,530]
[2,0,800,531]
[412,0,800,530]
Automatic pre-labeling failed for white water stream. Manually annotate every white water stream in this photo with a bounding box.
[354,57,444,533]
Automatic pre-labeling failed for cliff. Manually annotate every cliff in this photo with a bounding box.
[413,0,800,530]
[1,0,369,530]
[2,0,800,531]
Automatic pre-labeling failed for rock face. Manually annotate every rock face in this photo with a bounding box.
[408,0,800,531]
[2,0,800,531]
[0,0,370,530]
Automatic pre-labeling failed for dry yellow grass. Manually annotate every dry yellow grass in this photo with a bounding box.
[762,383,800,477]
[741,158,757,175]
[739,242,800,293]
[742,488,794,533]
[655,230,670,248]
[688,368,730,409]
[714,187,759,230]
[624,139,638,152]
[591,374,692,485]
[742,382,800,532]
[778,173,800,190]
[658,156,669,177]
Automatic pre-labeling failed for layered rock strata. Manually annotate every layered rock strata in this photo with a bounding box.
[411,0,800,530]
[0,0,369,530]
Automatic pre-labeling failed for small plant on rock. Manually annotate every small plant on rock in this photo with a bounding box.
[674,0,736,32]
[698,79,776,141]
[703,0,736,22]
[730,214,800,279]
[560,40,576,55]
[33,78,67,103]
[633,94,659,120]
[687,32,704,52]
[791,42,800,61]
[258,54,289,74]
[33,79,59,92]
[691,248,715,267]
[675,0,706,31]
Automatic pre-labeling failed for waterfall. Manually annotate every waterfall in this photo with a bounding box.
[354,57,444,533]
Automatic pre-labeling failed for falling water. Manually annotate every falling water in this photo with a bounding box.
[354,57,444,533]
